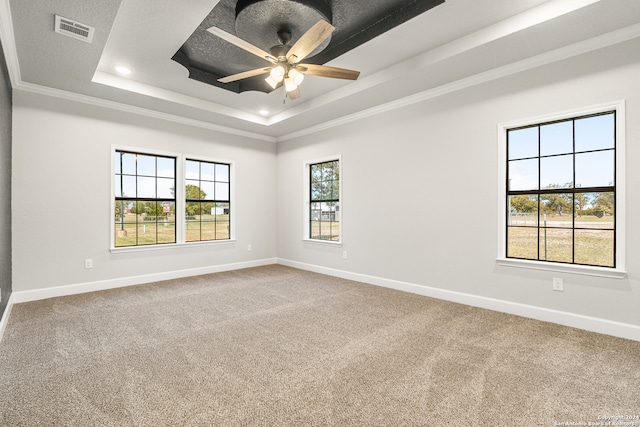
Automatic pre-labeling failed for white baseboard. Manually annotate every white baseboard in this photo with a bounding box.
[10,258,278,304]
[277,258,640,342]
[0,258,275,344]
[0,294,15,342]
[3,258,638,343]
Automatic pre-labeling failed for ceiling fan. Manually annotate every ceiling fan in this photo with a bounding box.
[207,20,360,99]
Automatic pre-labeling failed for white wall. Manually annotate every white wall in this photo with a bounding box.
[12,91,277,292]
[9,38,640,337]
[277,38,640,329]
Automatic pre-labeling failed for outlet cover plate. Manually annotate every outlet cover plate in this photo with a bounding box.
[552,277,564,291]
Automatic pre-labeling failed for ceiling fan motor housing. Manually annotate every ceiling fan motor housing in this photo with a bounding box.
[235,0,333,57]
[269,44,290,60]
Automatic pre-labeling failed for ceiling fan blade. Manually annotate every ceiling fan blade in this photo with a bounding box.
[287,87,301,100]
[297,64,360,80]
[218,67,272,83]
[286,20,334,64]
[207,26,277,63]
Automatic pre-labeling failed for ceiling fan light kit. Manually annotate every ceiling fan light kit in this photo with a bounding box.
[289,68,304,86]
[172,0,443,95]
[265,75,280,89]
[284,76,297,92]
[206,0,360,100]
[270,65,285,82]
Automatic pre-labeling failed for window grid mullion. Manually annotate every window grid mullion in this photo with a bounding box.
[506,111,616,268]
[308,160,340,242]
[612,110,617,267]
[184,159,231,243]
[114,150,177,248]
[537,125,541,261]
[572,119,576,264]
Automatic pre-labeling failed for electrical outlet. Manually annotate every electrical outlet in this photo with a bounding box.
[84,259,93,269]
[552,277,564,291]
[343,251,348,259]
[247,244,252,252]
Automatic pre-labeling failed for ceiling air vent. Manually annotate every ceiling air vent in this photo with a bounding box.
[54,15,94,43]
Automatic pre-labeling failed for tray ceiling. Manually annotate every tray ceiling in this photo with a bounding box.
[172,0,444,94]
[3,0,640,141]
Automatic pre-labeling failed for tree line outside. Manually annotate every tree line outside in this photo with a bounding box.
[507,183,614,267]
[509,188,613,218]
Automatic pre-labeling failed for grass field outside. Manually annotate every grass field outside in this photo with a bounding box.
[507,214,614,267]
[310,220,340,241]
[185,214,230,242]
[115,213,230,246]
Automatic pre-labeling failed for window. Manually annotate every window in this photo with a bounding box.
[506,111,616,268]
[185,159,231,242]
[112,148,234,249]
[114,151,177,247]
[308,159,340,242]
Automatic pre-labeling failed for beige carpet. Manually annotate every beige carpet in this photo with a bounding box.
[0,265,638,426]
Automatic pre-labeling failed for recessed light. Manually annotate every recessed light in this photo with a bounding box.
[259,109,269,116]
[115,66,132,75]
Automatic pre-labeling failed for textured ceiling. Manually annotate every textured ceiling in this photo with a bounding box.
[3,0,640,141]
[172,0,444,94]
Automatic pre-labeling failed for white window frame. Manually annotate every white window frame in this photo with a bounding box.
[182,154,235,245]
[303,155,342,246]
[111,145,236,252]
[496,101,626,278]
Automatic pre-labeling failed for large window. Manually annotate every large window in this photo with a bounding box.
[114,151,176,247]
[506,111,616,268]
[113,148,233,249]
[185,159,231,242]
[309,159,340,241]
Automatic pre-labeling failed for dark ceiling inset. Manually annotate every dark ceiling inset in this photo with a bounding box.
[172,0,445,94]
[235,0,333,59]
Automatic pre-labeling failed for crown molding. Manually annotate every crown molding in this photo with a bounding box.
[0,0,20,85]
[2,0,639,143]
[92,71,269,126]
[277,22,640,142]
[14,81,277,143]
[0,0,276,142]
[267,0,603,127]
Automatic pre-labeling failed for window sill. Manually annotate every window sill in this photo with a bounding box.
[302,238,343,247]
[111,239,236,254]
[496,258,627,279]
